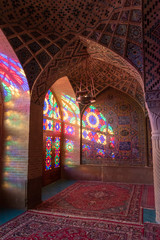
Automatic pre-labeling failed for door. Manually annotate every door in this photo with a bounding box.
[42,132,61,186]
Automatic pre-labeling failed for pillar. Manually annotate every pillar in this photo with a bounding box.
[146,90,160,223]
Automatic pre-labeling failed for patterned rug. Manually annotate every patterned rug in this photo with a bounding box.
[0,211,144,240]
[144,223,160,240]
[142,185,155,209]
[36,181,143,223]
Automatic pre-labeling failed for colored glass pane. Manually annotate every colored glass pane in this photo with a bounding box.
[61,94,80,124]
[43,90,54,117]
[82,129,106,145]
[54,137,60,168]
[66,139,74,152]
[43,119,53,131]
[53,121,61,132]
[97,149,105,157]
[82,144,91,152]
[45,136,52,170]
[83,105,106,131]
[64,124,75,135]
[62,103,75,123]
[108,124,114,135]
[53,98,61,120]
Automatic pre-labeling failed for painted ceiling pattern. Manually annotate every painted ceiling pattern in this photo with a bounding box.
[81,38,143,89]
[0,0,143,98]
[30,38,144,109]
[143,0,160,91]
[67,57,144,107]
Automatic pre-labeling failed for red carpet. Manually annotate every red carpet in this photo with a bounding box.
[36,181,143,223]
[0,211,144,240]
[142,185,155,209]
[144,223,160,240]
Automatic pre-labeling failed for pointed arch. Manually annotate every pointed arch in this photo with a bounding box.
[0,29,30,208]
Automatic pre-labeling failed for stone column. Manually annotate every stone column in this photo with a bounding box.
[146,91,160,223]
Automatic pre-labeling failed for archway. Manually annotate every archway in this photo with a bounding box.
[82,87,148,167]
[0,29,30,209]
[42,76,80,188]
[28,38,147,208]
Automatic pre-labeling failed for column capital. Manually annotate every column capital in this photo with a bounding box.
[145,90,160,109]
[145,91,160,134]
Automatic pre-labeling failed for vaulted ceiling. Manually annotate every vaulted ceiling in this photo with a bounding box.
[0,0,144,106]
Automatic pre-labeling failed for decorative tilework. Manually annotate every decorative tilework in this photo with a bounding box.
[132,0,141,6]
[115,24,127,36]
[130,9,141,23]
[47,44,60,56]
[16,47,32,64]
[24,58,41,89]
[9,37,23,49]
[55,39,67,48]
[31,31,41,38]
[99,34,111,47]
[111,37,125,56]
[2,27,14,36]
[12,26,23,33]
[126,43,143,73]
[120,11,129,22]
[1,0,123,34]
[124,0,131,7]
[36,51,51,68]
[38,38,50,46]
[1,1,144,100]
[82,88,146,166]
[128,25,142,44]
[143,1,160,90]
[28,42,41,53]
[20,34,32,42]
[105,23,115,33]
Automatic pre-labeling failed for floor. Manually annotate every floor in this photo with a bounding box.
[0,179,156,226]
[0,209,25,225]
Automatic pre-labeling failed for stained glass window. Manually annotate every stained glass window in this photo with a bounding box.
[43,89,62,172]
[61,94,80,125]
[82,129,106,145]
[64,124,75,135]
[97,148,105,157]
[82,104,117,162]
[54,137,60,168]
[66,139,74,152]
[43,119,53,131]
[53,98,61,120]
[53,121,61,132]
[83,105,106,131]
[43,90,54,118]
[45,136,52,170]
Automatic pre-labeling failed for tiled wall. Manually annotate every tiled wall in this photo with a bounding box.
[82,88,147,166]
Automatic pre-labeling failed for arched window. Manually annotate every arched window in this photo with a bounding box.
[61,94,80,166]
[43,90,61,185]
[82,105,110,164]
[82,88,146,166]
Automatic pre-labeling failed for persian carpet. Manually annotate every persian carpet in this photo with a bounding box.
[36,181,143,223]
[0,211,144,240]
[141,185,155,209]
[144,223,160,240]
